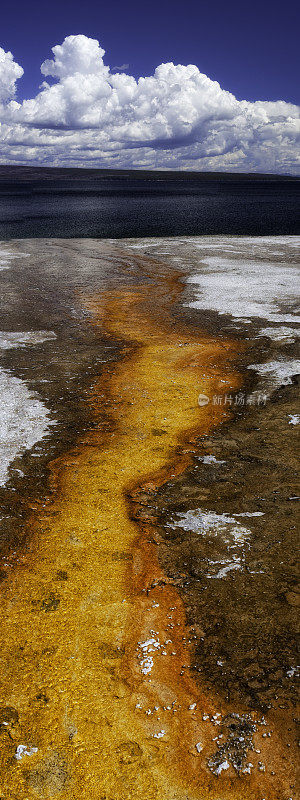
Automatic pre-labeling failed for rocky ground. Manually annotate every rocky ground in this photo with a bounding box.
[130,375,299,712]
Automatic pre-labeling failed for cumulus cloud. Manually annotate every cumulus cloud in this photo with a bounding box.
[0,47,23,103]
[0,34,299,172]
[40,35,107,79]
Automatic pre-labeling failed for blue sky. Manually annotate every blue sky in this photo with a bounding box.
[2,0,299,104]
[0,0,299,172]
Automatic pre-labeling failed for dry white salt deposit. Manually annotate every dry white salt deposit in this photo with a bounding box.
[15,745,38,761]
[213,557,242,579]
[187,255,299,329]
[152,730,166,739]
[248,358,300,391]
[288,414,300,425]
[198,455,226,465]
[166,508,259,579]
[214,759,230,774]
[0,329,57,486]
[138,637,161,675]
[0,248,29,271]
[286,666,300,678]
[258,326,299,342]
[0,330,56,349]
[130,236,300,347]
[0,249,17,270]
[168,509,252,542]
[0,368,54,486]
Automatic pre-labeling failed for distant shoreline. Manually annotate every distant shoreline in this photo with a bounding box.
[0,164,299,182]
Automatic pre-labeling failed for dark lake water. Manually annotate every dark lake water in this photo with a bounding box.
[0,172,299,238]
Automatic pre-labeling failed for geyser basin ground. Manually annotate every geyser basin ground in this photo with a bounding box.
[0,237,298,799]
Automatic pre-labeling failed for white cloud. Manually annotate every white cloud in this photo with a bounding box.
[40,35,107,79]
[112,64,129,73]
[0,47,23,103]
[0,34,299,172]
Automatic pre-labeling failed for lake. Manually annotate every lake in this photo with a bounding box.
[0,169,299,238]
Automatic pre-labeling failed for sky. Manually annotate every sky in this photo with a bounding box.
[0,0,299,173]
